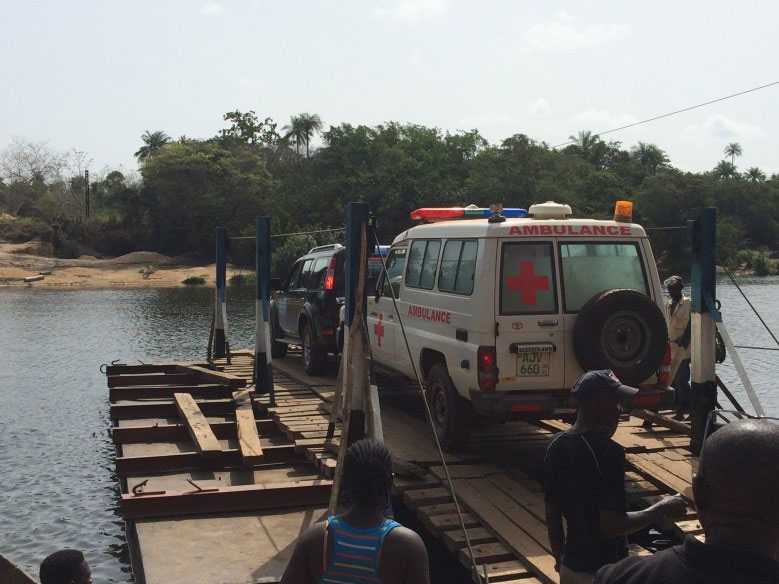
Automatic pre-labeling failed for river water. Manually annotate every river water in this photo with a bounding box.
[0,279,777,582]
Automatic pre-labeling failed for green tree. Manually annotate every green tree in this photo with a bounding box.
[283,115,306,156]
[745,167,766,183]
[630,142,669,176]
[220,110,280,146]
[714,160,737,179]
[298,113,323,158]
[724,142,742,167]
[134,131,171,162]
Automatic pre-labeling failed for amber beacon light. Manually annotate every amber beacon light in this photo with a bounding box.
[614,200,633,223]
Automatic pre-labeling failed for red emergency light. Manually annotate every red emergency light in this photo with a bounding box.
[410,207,528,221]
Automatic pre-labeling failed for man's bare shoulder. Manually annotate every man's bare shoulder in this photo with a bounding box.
[384,525,426,554]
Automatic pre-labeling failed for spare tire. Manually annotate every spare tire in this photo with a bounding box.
[573,289,667,385]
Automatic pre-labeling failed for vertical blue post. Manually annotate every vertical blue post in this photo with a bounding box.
[689,207,719,454]
[254,217,274,400]
[213,226,228,359]
[344,202,369,445]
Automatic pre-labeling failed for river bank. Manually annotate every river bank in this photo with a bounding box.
[0,245,249,289]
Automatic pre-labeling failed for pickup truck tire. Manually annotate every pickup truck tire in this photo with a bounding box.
[573,289,667,386]
[302,323,326,375]
[426,363,472,450]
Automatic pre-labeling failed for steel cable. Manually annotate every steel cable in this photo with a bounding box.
[371,231,489,584]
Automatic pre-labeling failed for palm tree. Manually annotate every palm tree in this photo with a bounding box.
[134,131,171,161]
[282,116,306,156]
[299,113,323,158]
[714,160,737,179]
[745,167,766,183]
[724,142,742,167]
[631,142,669,175]
[568,130,600,156]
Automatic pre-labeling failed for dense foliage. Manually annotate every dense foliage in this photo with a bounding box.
[2,111,777,276]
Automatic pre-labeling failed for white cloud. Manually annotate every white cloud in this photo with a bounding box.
[680,114,762,145]
[530,98,551,117]
[572,109,637,131]
[200,2,223,16]
[523,11,629,52]
[374,0,448,22]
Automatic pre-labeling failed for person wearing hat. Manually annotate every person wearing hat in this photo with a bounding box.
[664,275,692,420]
[544,370,687,584]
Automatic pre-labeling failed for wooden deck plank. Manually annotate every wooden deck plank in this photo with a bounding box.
[178,365,247,388]
[174,393,223,455]
[112,419,278,444]
[233,390,263,464]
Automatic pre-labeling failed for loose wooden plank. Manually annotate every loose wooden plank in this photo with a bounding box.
[442,527,496,550]
[424,512,481,531]
[110,399,236,420]
[174,393,222,455]
[458,542,515,565]
[403,487,452,508]
[480,560,534,582]
[110,384,248,402]
[177,364,247,388]
[453,479,558,583]
[429,464,502,480]
[626,454,691,497]
[111,419,277,444]
[121,479,331,519]
[233,390,263,464]
[108,373,200,388]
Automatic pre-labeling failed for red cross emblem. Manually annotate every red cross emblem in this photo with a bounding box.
[506,261,550,305]
[374,314,385,347]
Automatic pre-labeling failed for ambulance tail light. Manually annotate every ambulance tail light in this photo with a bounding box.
[657,342,672,387]
[324,256,337,291]
[477,346,498,391]
[614,200,633,223]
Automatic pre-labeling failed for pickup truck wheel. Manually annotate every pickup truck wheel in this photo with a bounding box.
[573,289,667,385]
[302,323,326,375]
[270,318,287,358]
[426,363,472,450]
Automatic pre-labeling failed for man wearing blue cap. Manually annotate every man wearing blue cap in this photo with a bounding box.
[544,370,686,584]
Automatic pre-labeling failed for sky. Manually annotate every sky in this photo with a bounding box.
[2,0,778,176]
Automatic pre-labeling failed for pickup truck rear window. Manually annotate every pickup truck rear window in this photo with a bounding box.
[559,242,648,312]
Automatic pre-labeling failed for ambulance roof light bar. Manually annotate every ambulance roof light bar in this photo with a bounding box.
[410,204,528,222]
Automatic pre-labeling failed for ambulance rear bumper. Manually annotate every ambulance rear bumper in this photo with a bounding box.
[469,386,674,419]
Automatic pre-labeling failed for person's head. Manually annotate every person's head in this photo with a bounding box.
[664,275,684,301]
[692,419,779,553]
[342,438,393,512]
[40,550,91,584]
[572,370,638,437]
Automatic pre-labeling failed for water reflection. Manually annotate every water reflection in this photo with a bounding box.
[0,278,776,582]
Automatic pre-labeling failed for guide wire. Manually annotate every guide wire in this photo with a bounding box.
[722,267,779,348]
[371,231,489,584]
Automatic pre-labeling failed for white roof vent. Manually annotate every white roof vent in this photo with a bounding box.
[529,201,572,219]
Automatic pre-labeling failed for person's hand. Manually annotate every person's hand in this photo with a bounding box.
[654,495,687,521]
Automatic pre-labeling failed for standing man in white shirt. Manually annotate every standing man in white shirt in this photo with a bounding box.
[664,276,691,420]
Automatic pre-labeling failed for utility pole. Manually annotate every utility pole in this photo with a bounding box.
[254,216,274,402]
[213,226,229,359]
[689,208,720,454]
[84,170,90,219]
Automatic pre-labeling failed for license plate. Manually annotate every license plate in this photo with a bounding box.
[516,351,551,377]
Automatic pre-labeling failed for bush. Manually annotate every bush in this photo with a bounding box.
[752,253,771,276]
[182,275,207,286]
[0,217,53,243]
[229,273,256,286]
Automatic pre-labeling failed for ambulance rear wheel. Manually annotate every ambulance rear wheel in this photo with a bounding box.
[426,364,472,450]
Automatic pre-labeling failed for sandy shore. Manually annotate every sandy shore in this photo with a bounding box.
[0,246,248,289]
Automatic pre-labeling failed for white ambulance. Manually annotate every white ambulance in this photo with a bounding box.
[367,201,671,448]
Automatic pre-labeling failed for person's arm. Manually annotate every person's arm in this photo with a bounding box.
[544,497,564,571]
[281,523,324,584]
[403,530,430,584]
[600,495,687,538]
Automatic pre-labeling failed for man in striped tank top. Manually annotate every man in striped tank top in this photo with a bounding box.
[282,439,430,584]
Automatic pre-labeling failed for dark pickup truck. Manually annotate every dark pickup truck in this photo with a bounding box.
[270,243,386,374]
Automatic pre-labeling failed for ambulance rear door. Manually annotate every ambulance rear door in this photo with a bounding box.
[494,239,565,392]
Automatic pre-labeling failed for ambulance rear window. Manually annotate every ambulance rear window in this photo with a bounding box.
[500,242,557,315]
[559,242,648,312]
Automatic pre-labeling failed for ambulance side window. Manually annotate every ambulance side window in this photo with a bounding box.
[500,242,558,314]
[438,239,478,295]
[381,248,407,298]
[406,240,441,290]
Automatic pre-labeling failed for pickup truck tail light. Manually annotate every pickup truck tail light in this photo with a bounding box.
[324,256,337,291]
[477,346,498,391]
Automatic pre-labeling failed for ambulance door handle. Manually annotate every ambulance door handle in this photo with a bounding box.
[537,319,558,327]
